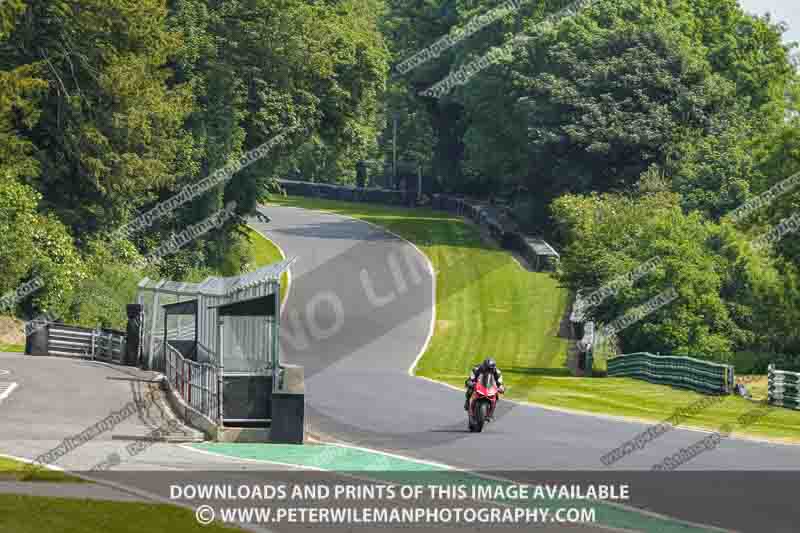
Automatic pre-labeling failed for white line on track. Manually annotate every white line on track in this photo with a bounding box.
[249,217,293,316]
[179,444,327,471]
[0,382,18,404]
[0,452,276,533]
[181,443,716,533]
[259,203,436,376]
[263,203,800,452]
[210,204,735,533]
[323,441,454,470]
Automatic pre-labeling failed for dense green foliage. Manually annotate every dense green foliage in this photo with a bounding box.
[552,189,800,363]
[380,0,800,366]
[0,0,387,327]
[1,0,798,369]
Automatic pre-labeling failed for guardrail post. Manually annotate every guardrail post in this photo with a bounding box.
[767,364,775,405]
[25,320,50,356]
[218,366,224,427]
[201,364,207,415]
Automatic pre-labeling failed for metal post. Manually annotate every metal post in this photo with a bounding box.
[767,364,774,404]
[417,164,422,202]
[272,281,280,393]
[217,369,222,424]
[163,312,168,370]
[203,364,208,416]
[217,315,224,426]
[148,290,161,369]
[392,115,397,189]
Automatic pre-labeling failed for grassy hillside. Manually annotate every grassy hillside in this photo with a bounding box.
[266,195,800,443]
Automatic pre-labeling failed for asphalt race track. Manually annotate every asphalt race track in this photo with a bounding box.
[254,204,800,532]
[257,204,800,472]
[2,205,800,532]
[0,354,293,474]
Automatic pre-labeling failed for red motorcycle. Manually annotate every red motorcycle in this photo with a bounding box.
[467,372,503,432]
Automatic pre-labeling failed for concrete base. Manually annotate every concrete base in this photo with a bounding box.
[159,367,305,444]
[217,427,271,443]
[270,393,305,444]
[159,375,219,441]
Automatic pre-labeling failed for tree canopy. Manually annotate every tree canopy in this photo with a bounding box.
[0,0,798,365]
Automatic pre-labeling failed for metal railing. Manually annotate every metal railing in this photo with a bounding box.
[277,180,560,272]
[47,324,126,362]
[607,352,734,395]
[768,364,800,410]
[165,342,221,423]
[149,325,197,372]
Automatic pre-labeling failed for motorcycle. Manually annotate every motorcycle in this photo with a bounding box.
[467,372,503,432]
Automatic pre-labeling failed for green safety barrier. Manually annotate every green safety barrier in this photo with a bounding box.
[768,364,800,411]
[607,352,734,395]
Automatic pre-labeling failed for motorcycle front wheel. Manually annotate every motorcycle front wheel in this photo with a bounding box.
[473,400,488,432]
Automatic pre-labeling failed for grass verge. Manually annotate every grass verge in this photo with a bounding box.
[244,226,289,303]
[0,494,244,533]
[0,457,86,483]
[0,343,23,352]
[265,195,800,443]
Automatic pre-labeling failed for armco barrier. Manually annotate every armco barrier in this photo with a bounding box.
[607,352,734,395]
[768,364,800,410]
[29,322,126,363]
[438,196,559,271]
[277,179,407,205]
[274,181,559,272]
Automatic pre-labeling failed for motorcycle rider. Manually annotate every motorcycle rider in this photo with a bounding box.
[465,357,505,411]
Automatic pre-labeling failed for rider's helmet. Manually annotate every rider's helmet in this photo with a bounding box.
[483,357,496,371]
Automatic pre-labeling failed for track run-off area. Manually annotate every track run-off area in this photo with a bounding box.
[253,204,800,471]
[3,204,800,533]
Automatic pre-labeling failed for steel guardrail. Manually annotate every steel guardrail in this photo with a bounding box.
[768,364,800,410]
[607,352,734,395]
[47,324,126,362]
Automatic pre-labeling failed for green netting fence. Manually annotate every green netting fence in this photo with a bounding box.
[768,364,800,411]
[607,352,734,395]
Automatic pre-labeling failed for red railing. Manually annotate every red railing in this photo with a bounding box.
[165,343,221,423]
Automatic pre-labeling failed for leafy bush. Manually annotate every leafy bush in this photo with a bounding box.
[551,190,797,362]
[66,238,144,329]
[0,181,86,320]
[734,351,800,374]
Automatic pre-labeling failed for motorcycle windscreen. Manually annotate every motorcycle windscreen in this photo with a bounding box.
[478,371,497,390]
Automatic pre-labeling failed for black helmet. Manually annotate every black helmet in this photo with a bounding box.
[483,358,496,370]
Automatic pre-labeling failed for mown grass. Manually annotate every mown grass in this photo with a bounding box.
[244,226,289,303]
[0,457,86,483]
[0,494,244,533]
[264,195,800,443]
[264,195,570,378]
[0,343,23,352]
